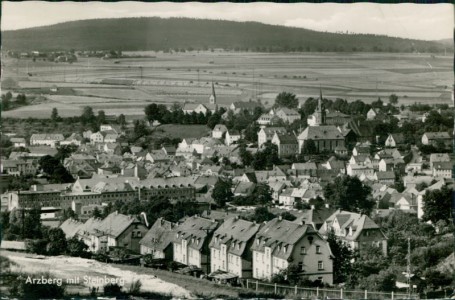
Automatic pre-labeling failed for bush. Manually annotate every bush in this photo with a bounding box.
[104,283,123,297]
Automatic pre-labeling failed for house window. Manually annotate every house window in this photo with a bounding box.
[318,261,324,270]
[316,246,321,254]
[298,262,303,270]
[300,247,306,255]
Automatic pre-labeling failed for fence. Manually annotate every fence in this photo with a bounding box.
[243,279,419,300]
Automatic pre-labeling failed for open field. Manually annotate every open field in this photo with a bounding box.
[2,51,452,119]
[1,250,192,298]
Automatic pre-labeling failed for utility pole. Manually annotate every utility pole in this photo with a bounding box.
[406,238,412,298]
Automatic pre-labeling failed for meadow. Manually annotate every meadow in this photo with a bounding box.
[2,51,452,119]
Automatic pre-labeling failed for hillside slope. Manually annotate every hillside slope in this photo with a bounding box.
[2,17,450,53]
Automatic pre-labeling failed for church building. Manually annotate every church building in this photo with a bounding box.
[298,89,346,153]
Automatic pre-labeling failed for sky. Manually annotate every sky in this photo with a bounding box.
[1,2,453,40]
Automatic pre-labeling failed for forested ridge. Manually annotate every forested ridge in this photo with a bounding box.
[2,17,450,52]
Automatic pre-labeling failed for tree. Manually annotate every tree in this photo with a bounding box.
[117,114,126,128]
[239,144,253,166]
[254,184,273,206]
[302,139,317,155]
[327,230,354,283]
[92,207,102,218]
[51,108,59,122]
[280,211,296,221]
[46,228,67,255]
[212,179,233,208]
[49,164,74,183]
[67,236,89,257]
[250,207,275,223]
[422,185,452,223]
[389,94,398,105]
[253,142,280,170]
[97,110,106,124]
[16,94,27,105]
[274,92,298,109]
[323,175,374,214]
[81,106,95,124]
[55,144,78,162]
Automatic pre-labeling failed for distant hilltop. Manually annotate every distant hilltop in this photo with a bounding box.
[2,17,451,53]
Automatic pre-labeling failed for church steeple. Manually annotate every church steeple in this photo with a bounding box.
[209,81,216,105]
[315,87,326,126]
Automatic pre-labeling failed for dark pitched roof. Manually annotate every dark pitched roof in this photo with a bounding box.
[209,217,260,256]
[251,218,317,260]
[139,218,176,251]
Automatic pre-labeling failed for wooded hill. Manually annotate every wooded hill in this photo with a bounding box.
[2,17,450,53]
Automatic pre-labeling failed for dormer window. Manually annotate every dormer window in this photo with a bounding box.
[256,239,260,245]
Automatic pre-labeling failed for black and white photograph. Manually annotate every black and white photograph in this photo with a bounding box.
[0,2,454,299]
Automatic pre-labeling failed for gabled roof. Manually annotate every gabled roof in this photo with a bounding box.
[210,217,261,256]
[389,133,405,144]
[213,124,228,132]
[139,218,176,251]
[260,127,287,136]
[433,161,453,170]
[251,218,317,260]
[319,210,384,241]
[275,133,298,145]
[30,134,64,141]
[97,212,142,238]
[376,171,395,180]
[298,125,344,141]
[423,132,451,140]
[173,216,219,250]
[60,218,85,239]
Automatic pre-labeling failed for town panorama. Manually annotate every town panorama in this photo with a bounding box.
[0,5,454,300]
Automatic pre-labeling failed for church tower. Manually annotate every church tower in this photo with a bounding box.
[314,88,326,126]
[209,81,216,105]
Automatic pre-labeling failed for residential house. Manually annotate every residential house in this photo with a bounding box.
[366,108,379,120]
[10,137,26,148]
[60,218,84,239]
[257,113,280,126]
[229,101,262,114]
[251,217,333,285]
[1,160,38,176]
[60,133,83,146]
[384,133,405,148]
[258,127,287,148]
[429,153,451,169]
[421,132,452,147]
[183,103,210,115]
[390,193,418,213]
[275,108,300,124]
[271,132,298,158]
[94,212,148,253]
[172,216,219,274]
[225,130,241,146]
[325,111,351,126]
[140,218,177,259]
[233,182,256,197]
[30,134,64,147]
[212,124,228,139]
[319,210,388,256]
[375,171,396,185]
[210,217,261,278]
[432,162,453,178]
